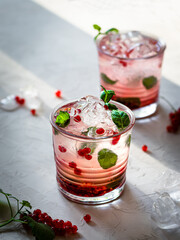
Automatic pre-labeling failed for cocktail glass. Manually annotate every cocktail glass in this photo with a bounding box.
[50,96,135,204]
[96,31,166,118]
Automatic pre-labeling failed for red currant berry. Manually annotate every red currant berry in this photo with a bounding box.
[104,105,109,110]
[55,90,62,98]
[74,115,81,122]
[83,147,91,154]
[142,145,148,152]
[64,221,72,227]
[77,149,86,156]
[77,108,81,114]
[74,168,81,175]
[85,154,92,160]
[72,225,78,234]
[83,214,91,223]
[65,226,72,234]
[58,145,67,152]
[69,162,77,168]
[33,209,41,216]
[15,96,20,103]
[119,60,127,67]
[31,109,36,116]
[18,98,25,105]
[96,128,105,135]
[166,125,173,133]
[44,215,52,225]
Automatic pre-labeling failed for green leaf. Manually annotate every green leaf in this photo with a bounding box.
[98,149,117,169]
[93,24,101,31]
[20,200,32,209]
[142,76,157,89]
[126,134,131,147]
[111,110,130,130]
[100,86,115,103]
[115,97,141,109]
[25,216,55,240]
[55,111,70,128]
[105,28,119,34]
[105,103,118,110]
[81,127,97,137]
[101,73,118,85]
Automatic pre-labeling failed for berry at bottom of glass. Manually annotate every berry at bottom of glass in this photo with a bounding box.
[96,31,166,118]
[50,96,135,204]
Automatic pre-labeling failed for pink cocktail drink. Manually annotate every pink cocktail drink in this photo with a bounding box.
[50,95,135,204]
[96,31,166,118]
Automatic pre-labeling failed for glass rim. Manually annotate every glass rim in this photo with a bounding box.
[96,30,166,61]
[50,98,135,141]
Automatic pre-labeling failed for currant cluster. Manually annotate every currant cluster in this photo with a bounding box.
[166,108,180,133]
[23,209,78,236]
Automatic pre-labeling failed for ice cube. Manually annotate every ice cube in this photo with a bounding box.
[79,96,113,127]
[0,95,19,111]
[151,192,180,229]
[21,87,43,111]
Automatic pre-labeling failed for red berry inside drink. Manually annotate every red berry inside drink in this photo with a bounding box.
[50,95,135,204]
[96,30,166,118]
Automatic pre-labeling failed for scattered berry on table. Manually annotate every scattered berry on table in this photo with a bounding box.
[30,109,36,116]
[15,96,25,105]
[55,90,62,98]
[142,145,148,152]
[83,214,91,223]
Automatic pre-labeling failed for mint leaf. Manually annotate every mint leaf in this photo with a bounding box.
[100,86,115,103]
[126,134,131,147]
[105,103,118,110]
[81,127,97,137]
[25,216,55,240]
[105,28,119,34]
[115,97,141,109]
[98,149,117,169]
[101,73,118,85]
[111,110,130,130]
[143,76,157,89]
[93,24,101,31]
[20,200,32,209]
[55,111,70,128]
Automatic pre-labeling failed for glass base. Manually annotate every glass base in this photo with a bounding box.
[58,183,125,205]
[133,102,157,119]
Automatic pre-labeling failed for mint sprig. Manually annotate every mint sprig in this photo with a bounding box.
[111,110,130,130]
[55,111,70,128]
[0,189,55,240]
[100,85,115,103]
[93,24,119,40]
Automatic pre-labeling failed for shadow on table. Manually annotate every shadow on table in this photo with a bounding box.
[133,77,180,173]
[64,182,180,240]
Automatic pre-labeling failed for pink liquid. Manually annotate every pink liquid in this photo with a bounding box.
[97,31,166,111]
